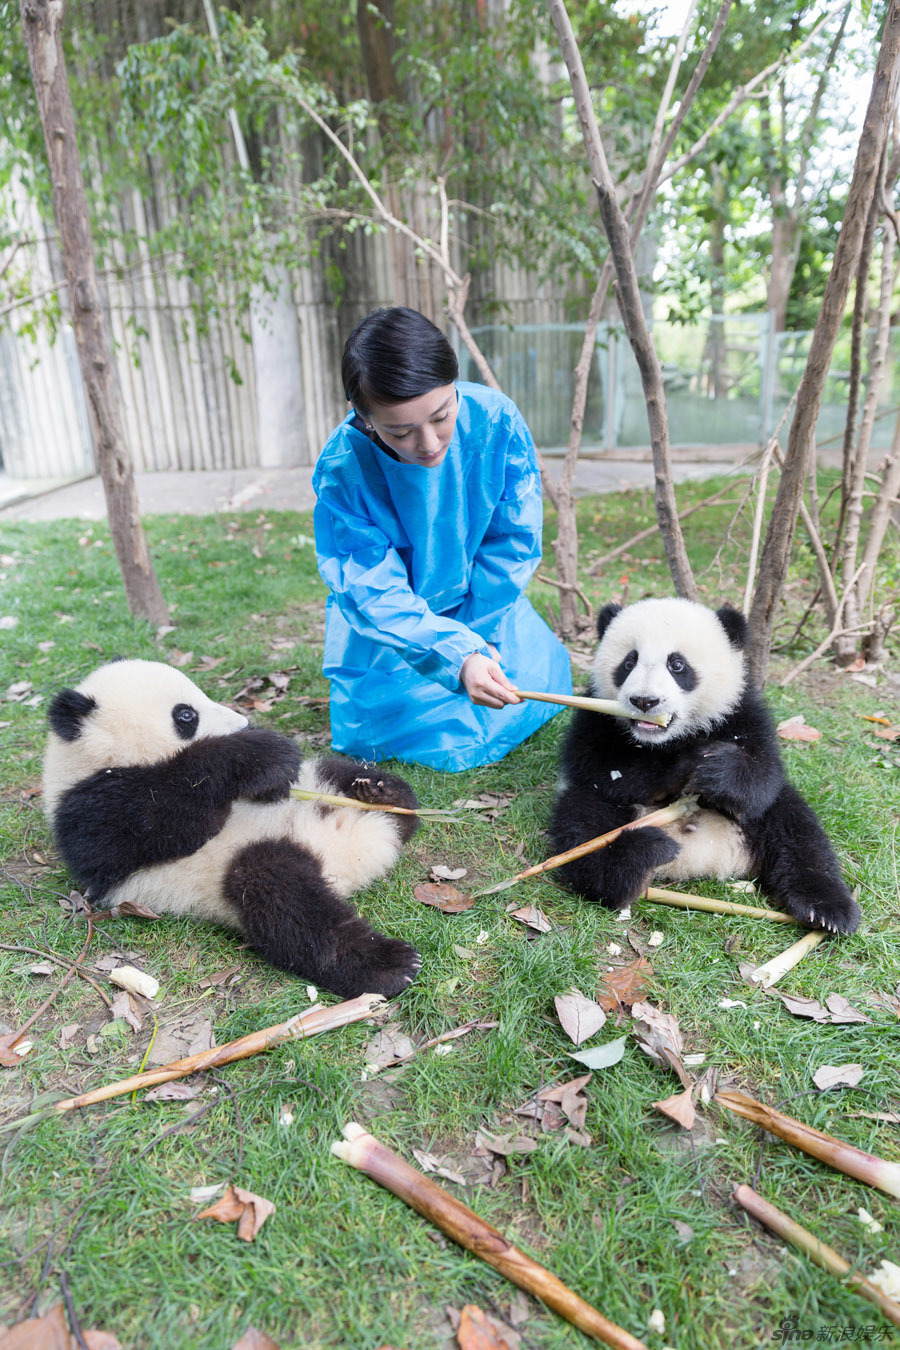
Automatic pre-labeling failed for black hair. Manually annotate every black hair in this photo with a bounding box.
[341,307,459,413]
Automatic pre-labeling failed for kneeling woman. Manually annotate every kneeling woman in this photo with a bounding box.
[312,306,572,772]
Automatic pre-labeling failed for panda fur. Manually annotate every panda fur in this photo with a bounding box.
[550,598,859,934]
[43,659,422,997]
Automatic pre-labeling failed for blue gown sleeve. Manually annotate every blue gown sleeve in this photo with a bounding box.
[314,490,491,693]
[454,406,543,642]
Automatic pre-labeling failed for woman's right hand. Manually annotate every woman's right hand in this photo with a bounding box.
[460,652,522,709]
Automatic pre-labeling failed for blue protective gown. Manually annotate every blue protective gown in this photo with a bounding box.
[312,381,573,771]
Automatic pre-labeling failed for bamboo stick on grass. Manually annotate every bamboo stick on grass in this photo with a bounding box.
[644,887,798,923]
[332,1122,649,1350]
[718,1091,900,1198]
[747,930,827,986]
[734,1185,900,1329]
[54,993,386,1113]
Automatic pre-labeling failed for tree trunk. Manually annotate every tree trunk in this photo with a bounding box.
[21,0,169,626]
[746,0,900,684]
[546,0,698,602]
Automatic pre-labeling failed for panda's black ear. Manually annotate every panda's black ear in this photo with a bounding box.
[715,605,748,649]
[596,603,623,642]
[48,689,97,741]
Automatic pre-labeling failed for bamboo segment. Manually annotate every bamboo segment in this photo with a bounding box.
[290,788,455,817]
[717,1092,900,1198]
[473,799,697,897]
[517,689,671,727]
[747,930,827,986]
[54,994,386,1113]
[645,887,797,923]
[332,1123,649,1350]
[734,1185,900,1329]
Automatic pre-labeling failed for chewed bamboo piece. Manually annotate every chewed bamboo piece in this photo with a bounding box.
[747,930,827,986]
[54,993,386,1114]
[717,1091,900,1198]
[517,689,671,727]
[290,788,457,818]
[644,887,797,923]
[734,1185,900,1329]
[472,798,697,897]
[332,1122,649,1350]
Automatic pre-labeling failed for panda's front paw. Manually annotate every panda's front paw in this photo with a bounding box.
[237,728,302,802]
[688,741,746,810]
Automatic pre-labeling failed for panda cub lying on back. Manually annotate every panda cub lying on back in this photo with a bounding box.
[43,660,422,998]
[551,598,859,934]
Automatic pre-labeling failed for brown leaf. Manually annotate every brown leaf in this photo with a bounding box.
[109,900,162,920]
[83,1334,124,1350]
[554,989,606,1045]
[414,882,475,913]
[776,715,822,741]
[0,1304,122,1350]
[0,1031,27,1067]
[777,993,830,1022]
[538,1073,592,1104]
[653,1088,696,1129]
[457,1304,518,1350]
[196,1184,275,1242]
[109,990,142,1032]
[507,904,551,933]
[474,1129,538,1156]
[230,1329,281,1350]
[824,994,870,1024]
[812,1063,865,1091]
[871,724,900,741]
[597,956,653,1013]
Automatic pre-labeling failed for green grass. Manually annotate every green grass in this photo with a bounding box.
[0,482,898,1349]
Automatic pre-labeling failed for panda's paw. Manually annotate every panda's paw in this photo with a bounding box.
[688,741,747,808]
[345,933,422,999]
[349,773,416,808]
[568,826,680,908]
[782,883,860,936]
[237,728,302,802]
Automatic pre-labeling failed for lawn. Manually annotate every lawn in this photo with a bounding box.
[0,479,898,1350]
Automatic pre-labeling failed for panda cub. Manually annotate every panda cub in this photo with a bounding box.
[43,659,422,998]
[551,598,859,934]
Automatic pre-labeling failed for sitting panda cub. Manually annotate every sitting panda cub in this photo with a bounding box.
[551,598,859,934]
[43,659,422,998]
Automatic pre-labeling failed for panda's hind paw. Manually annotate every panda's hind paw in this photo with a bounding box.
[781,886,860,936]
[338,932,422,1000]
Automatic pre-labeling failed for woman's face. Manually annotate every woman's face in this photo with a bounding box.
[362,384,458,467]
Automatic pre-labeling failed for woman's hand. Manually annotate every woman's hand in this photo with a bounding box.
[460,652,522,709]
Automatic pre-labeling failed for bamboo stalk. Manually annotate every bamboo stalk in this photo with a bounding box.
[747,930,827,986]
[289,788,455,818]
[734,1185,900,1329]
[645,887,797,923]
[717,1091,900,1198]
[332,1123,649,1350]
[54,994,386,1113]
[517,689,671,727]
[472,799,696,897]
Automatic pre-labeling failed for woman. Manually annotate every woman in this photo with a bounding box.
[312,306,572,771]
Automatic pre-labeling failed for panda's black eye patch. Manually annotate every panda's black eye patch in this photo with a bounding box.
[172,703,200,740]
[667,652,697,691]
[612,650,638,688]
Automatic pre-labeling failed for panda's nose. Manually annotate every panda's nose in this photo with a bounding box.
[630,695,660,712]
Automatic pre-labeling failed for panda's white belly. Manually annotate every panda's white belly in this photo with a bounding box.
[653,808,752,882]
[104,762,405,923]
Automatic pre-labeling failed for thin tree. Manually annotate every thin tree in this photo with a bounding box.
[746,0,900,683]
[20,0,169,626]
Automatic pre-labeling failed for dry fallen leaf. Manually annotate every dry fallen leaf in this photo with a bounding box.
[824,994,870,1024]
[554,989,607,1046]
[474,1129,539,1156]
[812,1063,865,1091]
[597,956,653,1013]
[0,1303,123,1349]
[413,882,475,913]
[230,1327,281,1350]
[456,1304,518,1350]
[652,1088,696,1130]
[776,992,830,1022]
[776,715,822,742]
[196,1184,275,1242]
[430,864,468,882]
[506,904,551,933]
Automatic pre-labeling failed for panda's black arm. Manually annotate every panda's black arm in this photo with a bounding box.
[689,698,786,820]
[53,728,301,899]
